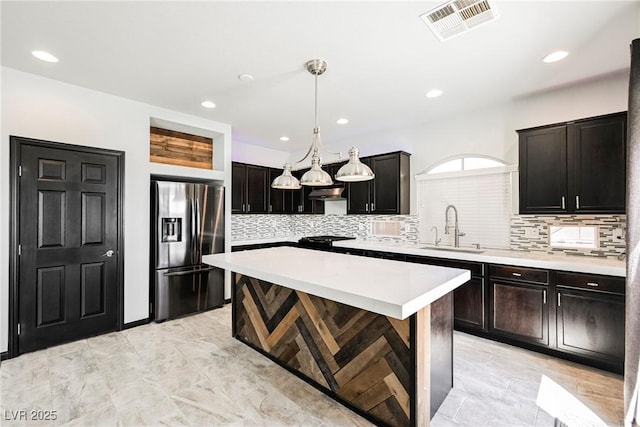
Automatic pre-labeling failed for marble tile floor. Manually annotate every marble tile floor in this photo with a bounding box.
[0,304,623,427]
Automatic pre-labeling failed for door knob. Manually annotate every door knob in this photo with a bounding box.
[101,250,115,258]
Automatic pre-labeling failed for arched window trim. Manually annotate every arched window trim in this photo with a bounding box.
[415,154,516,181]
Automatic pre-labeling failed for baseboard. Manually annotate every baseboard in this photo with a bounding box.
[225,298,231,304]
[123,318,150,330]
[0,351,8,361]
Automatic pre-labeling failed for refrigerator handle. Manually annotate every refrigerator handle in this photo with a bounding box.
[195,196,201,262]
[190,197,196,265]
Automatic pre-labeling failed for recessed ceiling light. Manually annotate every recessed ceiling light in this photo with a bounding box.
[238,74,254,82]
[201,101,216,108]
[425,89,443,98]
[336,118,349,125]
[31,50,59,63]
[543,50,569,63]
[279,136,290,142]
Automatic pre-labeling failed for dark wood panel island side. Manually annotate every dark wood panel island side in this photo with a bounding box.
[203,247,471,427]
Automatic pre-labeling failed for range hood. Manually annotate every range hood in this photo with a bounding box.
[308,187,345,200]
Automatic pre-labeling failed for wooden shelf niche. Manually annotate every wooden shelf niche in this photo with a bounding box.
[150,126,213,169]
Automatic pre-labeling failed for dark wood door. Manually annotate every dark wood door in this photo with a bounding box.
[347,159,371,214]
[18,142,121,354]
[231,163,246,213]
[518,125,568,213]
[568,113,626,213]
[269,168,286,213]
[370,154,399,214]
[245,165,268,213]
[454,278,486,331]
[490,280,549,346]
[556,288,625,364]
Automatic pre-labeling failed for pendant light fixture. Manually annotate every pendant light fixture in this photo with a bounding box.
[271,58,374,189]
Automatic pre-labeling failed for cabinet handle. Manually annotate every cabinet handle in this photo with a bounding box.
[558,293,561,307]
[371,203,375,211]
[512,272,522,277]
[576,195,580,210]
[586,282,599,287]
[561,196,566,210]
[269,205,272,213]
[242,204,245,212]
[247,204,250,212]
[365,203,369,212]
[543,290,546,304]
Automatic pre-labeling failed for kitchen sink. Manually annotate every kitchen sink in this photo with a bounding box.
[419,245,486,254]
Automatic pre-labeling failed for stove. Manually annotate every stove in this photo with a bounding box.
[298,235,355,248]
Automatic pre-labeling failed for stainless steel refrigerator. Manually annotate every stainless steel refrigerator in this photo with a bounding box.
[151,180,225,322]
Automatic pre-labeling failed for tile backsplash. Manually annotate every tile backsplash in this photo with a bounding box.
[510,214,626,258]
[231,214,419,244]
[232,213,626,258]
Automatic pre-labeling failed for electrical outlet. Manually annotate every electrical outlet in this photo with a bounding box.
[524,228,540,238]
[613,227,625,241]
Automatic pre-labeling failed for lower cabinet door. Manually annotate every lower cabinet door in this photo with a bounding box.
[454,277,485,331]
[490,281,549,346]
[556,288,625,363]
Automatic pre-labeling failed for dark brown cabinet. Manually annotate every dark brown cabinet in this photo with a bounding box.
[232,162,269,214]
[291,168,325,214]
[268,167,301,214]
[347,151,410,215]
[406,256,486,332]
[556,272,625,371]
[518,112,626,214]
[322,244,625,373]
[489,265,549,346]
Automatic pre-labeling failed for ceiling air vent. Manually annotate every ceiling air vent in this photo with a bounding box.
[419,0,499,42]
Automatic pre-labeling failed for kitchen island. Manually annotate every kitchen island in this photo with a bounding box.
[203,246,470,427]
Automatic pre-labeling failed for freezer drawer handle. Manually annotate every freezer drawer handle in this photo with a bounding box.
[512,272,522,277]
[586,282,599,287]
[163,266,217,277]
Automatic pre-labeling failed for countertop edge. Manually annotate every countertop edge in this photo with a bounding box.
[203,250,471,320]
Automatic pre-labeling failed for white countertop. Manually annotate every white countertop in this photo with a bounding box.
[203,247,470,320]
[333,240,626,277]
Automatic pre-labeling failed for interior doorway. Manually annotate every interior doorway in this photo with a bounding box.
[9,136,125,357]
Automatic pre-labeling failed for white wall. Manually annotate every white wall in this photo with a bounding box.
[0,67,232,354]
[232,139,290,168]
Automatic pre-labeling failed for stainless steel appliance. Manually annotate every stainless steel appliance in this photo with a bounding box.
[151,180,225,321]
[298,235,355,249]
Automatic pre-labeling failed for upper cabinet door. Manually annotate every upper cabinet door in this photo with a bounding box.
[568,113,626,213]
[370,152,410,214]
[518,125,568,214]
[245,165,269,213]
[231,163,246,213]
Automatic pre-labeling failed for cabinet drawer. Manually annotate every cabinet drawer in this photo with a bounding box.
[406,256,484,277]
[490,265,548,284]
[556,272,625,295]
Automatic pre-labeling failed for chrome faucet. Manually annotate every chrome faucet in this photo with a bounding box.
[430,226,441,246]
[444,204,465,247]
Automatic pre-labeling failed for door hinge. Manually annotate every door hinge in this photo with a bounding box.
[18,244,21,256]
[18,165,22,177]
[17,323,21,336]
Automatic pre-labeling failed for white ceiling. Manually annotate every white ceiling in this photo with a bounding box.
[2,1,639,154]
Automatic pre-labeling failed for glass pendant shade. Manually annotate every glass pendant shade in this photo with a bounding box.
[300,151,333,186]
[271,163,301,189]
[336,147,375,182]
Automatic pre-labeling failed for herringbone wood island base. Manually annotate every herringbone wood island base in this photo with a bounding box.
[232,273,453,427]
